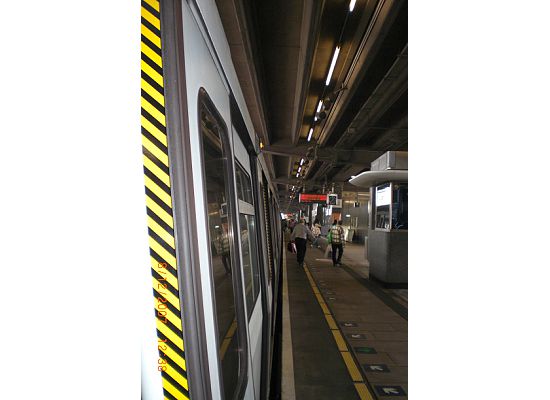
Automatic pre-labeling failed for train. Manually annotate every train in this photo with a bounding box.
[141,0,284,399]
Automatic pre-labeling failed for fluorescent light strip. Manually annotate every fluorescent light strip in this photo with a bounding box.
[298,166,302,173]
[349,0,356,12]
[325,46,341,86]
[316,100,323,113]
[307,128,313,142]
[296,172,300,177]
[300,158,305,166]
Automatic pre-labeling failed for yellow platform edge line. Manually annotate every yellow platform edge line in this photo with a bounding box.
[341,351,363,382]
[304,263,378,399]
[354,383,375,400]
[332,329,348,352]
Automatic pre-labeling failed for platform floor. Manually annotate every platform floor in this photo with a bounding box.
[282,241,408,399]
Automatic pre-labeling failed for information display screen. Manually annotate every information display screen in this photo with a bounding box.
[299,193,327,204]
[375,185,391,206]
[375,183,391,230]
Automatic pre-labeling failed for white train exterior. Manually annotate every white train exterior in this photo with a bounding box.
[141,1,282,399]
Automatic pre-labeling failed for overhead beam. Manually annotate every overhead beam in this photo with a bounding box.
[318,0,405,145]
[262,145,383,166]
[272,177,360,192]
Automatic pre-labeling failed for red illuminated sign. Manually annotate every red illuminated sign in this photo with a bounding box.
[299,193,328,204]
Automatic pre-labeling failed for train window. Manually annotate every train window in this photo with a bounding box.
[199,93,243,399]
[392,183,408,230]
[239,213,261,318]
[260,177,273,284]
[235,163,253,204]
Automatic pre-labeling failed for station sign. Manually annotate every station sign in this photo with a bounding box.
[299,193,328,204]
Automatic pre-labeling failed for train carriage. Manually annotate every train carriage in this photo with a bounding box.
[141,1,282,399]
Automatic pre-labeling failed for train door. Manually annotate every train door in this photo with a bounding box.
[181,3,253,400]
[233,133,263,400]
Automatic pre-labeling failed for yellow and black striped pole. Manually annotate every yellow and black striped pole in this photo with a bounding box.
[141,0,189,398]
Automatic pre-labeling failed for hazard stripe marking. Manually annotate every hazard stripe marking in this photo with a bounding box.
[141,20,160,46]
[141,59,164,87]
[153,277,180,311]
[143,0,159,13]
[142,1,188,398]
[146,198,173,229]
[144,157,171,187]
[142,115,168,146]
[157,318,184,351]
[162,341,187,373]
[145,176,172,207]
[162,377,189,400]
[143,136,169,167]
[150,237,177,268]
[152,257,179,290]
[155,300,183,330]
[142,22,161,48]
[141,6,160,30]
[142,78,165,107]
[142,41,163,68]
[148,217,176,249]
[144,154,170,182]
[142,96,166,126]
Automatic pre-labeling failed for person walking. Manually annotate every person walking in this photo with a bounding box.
[330,220,345,266]
[310,220,321,248]
[290,218,314,268]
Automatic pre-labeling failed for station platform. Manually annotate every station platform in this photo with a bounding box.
[281,240,408,400]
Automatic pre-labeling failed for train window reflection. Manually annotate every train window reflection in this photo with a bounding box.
[235,163,253,204]
[239,213,261,318]
[200,96,241,399]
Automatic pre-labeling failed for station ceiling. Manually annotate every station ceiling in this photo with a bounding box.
[215,0,408,211]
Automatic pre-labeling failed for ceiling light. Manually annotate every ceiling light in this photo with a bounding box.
[325,46,341,86]
[316,100,323,113]
[300,158,305,166]
[349,0,356,12]
[296,172,300,177]
[298,166,302,173]
[307,127,313,142]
